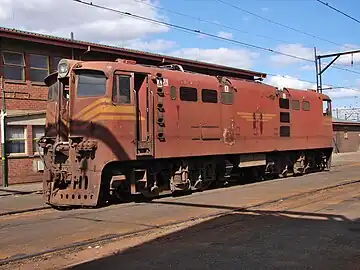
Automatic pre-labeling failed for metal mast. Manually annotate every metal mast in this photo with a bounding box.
[315,47,360,93]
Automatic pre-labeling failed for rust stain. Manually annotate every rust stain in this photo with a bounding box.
[223,118,236,145]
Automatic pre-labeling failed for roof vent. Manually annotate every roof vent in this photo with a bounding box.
[159,64,184,72]
[115,58,136,65]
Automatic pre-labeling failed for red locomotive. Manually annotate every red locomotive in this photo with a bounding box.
[39,58,333,208]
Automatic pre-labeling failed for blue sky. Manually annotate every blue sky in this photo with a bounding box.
[136,0,360,109]
[2,0,360,110]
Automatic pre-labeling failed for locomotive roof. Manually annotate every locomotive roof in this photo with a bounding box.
[283,87,331,100]
[0,27,266,81]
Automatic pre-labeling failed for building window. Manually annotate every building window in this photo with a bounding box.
[2,51,25,81]
[29,54,49,82]
[33,126,45,154]
[52,56,62,73]
[6,126,25,154]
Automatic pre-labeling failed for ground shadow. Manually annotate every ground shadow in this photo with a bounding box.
[68,208,360,270]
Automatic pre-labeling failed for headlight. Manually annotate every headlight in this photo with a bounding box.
[58,59,69,78]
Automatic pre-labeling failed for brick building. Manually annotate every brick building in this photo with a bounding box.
[332,118,360,153]
[0,27,266,185]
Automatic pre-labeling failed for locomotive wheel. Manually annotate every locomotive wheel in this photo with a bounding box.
[114,187,132,202]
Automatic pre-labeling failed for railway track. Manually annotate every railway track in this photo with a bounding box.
[1,177,359,268]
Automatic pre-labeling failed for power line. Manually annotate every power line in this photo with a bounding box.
[215,0,356,50]
[315,0,360,25]
[74,0,360,94]
[136,0,360,75]
[132,0,296,45]
[72,0,360,77]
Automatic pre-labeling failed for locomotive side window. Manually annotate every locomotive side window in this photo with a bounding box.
[221,92,233,105]
[302,100,310,111]
[77,70,106,97]
[322,100,331,116]
[180,87,197,102]
[202,89,218,103]
[280,126,290,137]
[279,98,290,109]
[291,100,300,110]
[170,86,177,100]
[280,112,290,123]
[113,75,131,104]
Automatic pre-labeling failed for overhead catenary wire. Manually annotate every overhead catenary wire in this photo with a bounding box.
[315,0,360,25]
[132,0,296,46]
[71,0,360,97]
[215,0,357,50]
[72,0,360,77]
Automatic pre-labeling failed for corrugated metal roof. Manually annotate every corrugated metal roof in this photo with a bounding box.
[0,27,267,79]
[332,117,360,125]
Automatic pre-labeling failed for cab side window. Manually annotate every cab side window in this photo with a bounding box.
[322,100,331,116]
[113,75,131,104]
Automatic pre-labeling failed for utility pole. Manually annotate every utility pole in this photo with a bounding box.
[0,77,7,187]
[314,47,360,93]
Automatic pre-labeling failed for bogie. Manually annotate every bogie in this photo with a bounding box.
[100,149,332,205]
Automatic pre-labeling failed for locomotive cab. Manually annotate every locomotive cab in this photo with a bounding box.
[40,59,113,207]
[40,58,154,207]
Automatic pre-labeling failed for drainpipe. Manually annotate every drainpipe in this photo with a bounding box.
[0,77,7,187]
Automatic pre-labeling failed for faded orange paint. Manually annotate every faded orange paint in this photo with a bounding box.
[40,59,333,207]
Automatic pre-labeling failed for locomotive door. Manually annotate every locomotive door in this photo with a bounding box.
[219,78,236,145]
[134,72,153,157]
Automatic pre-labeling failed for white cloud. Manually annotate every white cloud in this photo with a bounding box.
[170,47,259,69]
[266,75,315,90]
[261,7,269,12]
[270,43,313,65]
[217,31,233,39]
[0,0,169,44]
[325,88,360,99]
[266,74,360,99]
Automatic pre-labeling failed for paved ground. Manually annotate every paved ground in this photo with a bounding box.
[0,152,359,269]
[70,185,360,270]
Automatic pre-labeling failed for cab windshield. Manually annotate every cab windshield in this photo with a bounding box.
[76,69,107,97]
